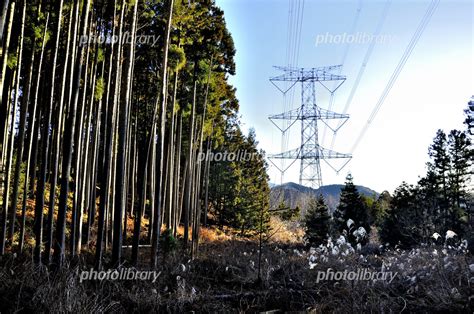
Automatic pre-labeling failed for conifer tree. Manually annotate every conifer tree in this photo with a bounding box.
[333,174,370,239]
[464,96,473,136]
[303,195,330,246]
[380,183,424,247]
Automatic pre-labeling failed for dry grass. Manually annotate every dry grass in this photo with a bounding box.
[2,184,471,312]
[0,240,472,313]
[267,216,304,243]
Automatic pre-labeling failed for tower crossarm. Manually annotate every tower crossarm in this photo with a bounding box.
[268,107,301,120]
[317,145,352,159]
[273,65,342,74]
[303,107,349,120]
[269,106,349,121]
[270,65,346,82]
[268,145,351,160]
[268,147,301,160]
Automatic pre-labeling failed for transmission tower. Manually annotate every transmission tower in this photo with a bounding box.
[268,65,352,188]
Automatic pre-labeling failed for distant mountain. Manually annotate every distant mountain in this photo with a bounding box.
[270,182,379,215]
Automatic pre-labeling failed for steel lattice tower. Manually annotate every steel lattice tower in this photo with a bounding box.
[269,66,352,188]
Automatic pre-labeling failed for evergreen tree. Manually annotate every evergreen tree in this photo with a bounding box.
[424,128,473,235]
[428,129,451,227]
[280,205,300,221]
[417,170,439,237]
[362,195,375,225]
[233,129,270,235]
[447,129,472,234]
[333,174,370,241]
[464,96,473,136]
[273,199,300,221]
[379,104,474,247]
[304,195,330,246]
[380,183,424,247]
[206,126,270,235]
[372,191,391,227]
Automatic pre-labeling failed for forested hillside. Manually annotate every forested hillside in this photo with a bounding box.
[270,182,378,213]
[0,0,272,267]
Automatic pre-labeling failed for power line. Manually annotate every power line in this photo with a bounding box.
[293,0,305,67]
[322,0,363,145]
[350,0,440,154]
[277,0,305,185]
[330,0,392,151]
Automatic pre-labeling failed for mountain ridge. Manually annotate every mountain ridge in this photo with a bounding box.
[270,182,379,214]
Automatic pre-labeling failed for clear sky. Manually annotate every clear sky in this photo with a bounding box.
[215,0,473,193]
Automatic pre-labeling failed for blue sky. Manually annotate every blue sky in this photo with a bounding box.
[215,0,473,193]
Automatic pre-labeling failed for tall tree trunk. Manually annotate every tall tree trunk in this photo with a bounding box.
[0,1,14,209]
[183,81,197,249]
[0,0,18,255]
[165,68,179,231]
[150,0,174,268]
[45,6,73,264]
[203,135,212,226]
[73,14,96,256]
[0,0,25,255]
[173,112,182,237]
[34,7,57,263]
[132,127,149,265]
[0,0,10,56]
[96,0,118,269]
[113,0,137,266]
[53,0,90,268]
[191,57,212,256]
[85,43,105,248]
[0,1,14,118]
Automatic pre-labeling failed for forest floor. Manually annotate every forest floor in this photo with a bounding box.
[0,217,472,313]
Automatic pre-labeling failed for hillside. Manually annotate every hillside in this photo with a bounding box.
[270,182,379,213]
